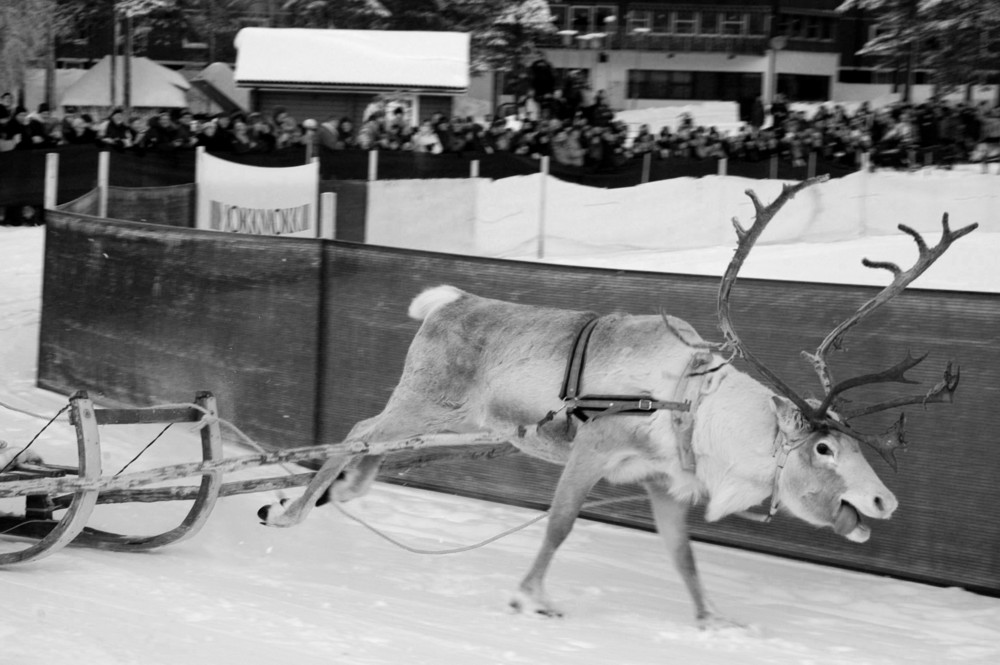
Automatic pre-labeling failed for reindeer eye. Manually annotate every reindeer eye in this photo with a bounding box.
[816,442,833,456]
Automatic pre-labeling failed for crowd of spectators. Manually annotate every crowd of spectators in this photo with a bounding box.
[0,95,311,156]
[2,83,998,172]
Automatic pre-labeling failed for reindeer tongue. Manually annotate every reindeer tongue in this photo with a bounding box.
[833,502,871,543]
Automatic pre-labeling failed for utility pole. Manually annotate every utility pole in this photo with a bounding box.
[124,13,133,115]
[111,11,119,108]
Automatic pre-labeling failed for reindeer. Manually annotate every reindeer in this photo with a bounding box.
[260,177,976,628]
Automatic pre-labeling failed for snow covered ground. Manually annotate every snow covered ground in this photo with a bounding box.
[2,188,1000,664]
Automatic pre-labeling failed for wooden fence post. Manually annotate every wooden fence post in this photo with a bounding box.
[44,153,59,210]
[98,150,110,218]
[537,156,549,260]
[320,192,336,240]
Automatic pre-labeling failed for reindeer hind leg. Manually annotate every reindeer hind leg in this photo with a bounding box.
[259,415,386,526]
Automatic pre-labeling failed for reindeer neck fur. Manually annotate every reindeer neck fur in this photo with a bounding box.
[691,366,787,522]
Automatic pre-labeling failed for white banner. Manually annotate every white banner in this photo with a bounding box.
[196,150,319,238]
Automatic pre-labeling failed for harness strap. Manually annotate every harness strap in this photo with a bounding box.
[736,429,810,523]
[535,315,690,436]
[670,351,716,472]
[560,316,600,403]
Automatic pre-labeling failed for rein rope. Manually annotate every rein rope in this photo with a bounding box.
[332,493,649,555]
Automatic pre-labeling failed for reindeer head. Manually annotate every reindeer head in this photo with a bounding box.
[717,176,976,541]
[768,395,897,543]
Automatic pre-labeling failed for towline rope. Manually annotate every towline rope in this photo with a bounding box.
[332,493,649,556]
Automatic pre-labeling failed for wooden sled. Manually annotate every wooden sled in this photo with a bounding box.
[0,390,517,566]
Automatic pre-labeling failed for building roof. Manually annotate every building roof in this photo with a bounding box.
[60,56,191,109]
[233,28,470,95]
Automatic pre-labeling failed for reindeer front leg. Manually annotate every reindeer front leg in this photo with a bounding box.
[258,454,352,527]
[643,480,744,630]
[511,445,607,617]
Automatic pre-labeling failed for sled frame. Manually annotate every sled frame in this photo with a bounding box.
[0,390,222,564]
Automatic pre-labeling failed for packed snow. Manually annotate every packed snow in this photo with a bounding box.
[2,168,1000,665]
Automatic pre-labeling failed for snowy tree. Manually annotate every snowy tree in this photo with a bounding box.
[278,0,554,75]
[838,0,1000,101]
[278,0,391,29]
[0,0,102,104]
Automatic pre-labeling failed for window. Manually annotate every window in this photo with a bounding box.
[594,5,617,32]
[804,17,821,40]
[549,4,569,31]
[673,10,696,35]
[568,5,616,34]
[748,12,767,36]
[778,15,803,37]
[630,70,693,99]
[652,11,670,32]
[630,70,762,103]
[819,17,834,40]
[701,12,719,35]
[721,12,745,36]
[777,73,831,101]
[570,6,592,33]
[627,9,651,33]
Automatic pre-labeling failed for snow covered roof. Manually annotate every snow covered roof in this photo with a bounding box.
[233,28,470,94]
[60,56,190,108]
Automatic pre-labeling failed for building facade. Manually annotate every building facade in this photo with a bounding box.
[527,1,849,118]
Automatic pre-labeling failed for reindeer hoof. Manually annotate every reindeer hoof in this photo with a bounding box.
[697,613,755,634]
[509,591,563,618]
[257,498,290,526]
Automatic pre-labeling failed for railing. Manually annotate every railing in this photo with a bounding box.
[537,31,772,56]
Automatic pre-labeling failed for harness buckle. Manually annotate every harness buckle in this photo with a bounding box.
[637,398,654,411]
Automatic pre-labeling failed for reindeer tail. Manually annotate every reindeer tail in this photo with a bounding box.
[407,285,465,321]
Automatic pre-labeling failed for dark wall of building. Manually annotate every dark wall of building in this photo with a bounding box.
[251,90,458,128]
[255,90,375,126]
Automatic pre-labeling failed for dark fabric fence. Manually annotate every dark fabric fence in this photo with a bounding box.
[3,144,859,213]
[39,211,323,450]
[319,180,367,242]
[108,184,196,228]
[37,215,999,594]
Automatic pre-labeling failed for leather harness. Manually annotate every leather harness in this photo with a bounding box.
[537,315,691,429]
[535,314,795,523]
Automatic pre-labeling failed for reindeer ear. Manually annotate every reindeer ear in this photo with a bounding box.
[770,395,810,438]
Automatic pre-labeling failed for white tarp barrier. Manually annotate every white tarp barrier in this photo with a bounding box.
[195,150,319,238]
[366,179,483,255]
[364,167,999,292]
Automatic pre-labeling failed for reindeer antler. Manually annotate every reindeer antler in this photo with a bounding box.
[717,176,829,420]
[718,182,977,470]
[802,214,978,395]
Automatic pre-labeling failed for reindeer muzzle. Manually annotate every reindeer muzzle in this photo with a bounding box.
[833,501,871,543]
